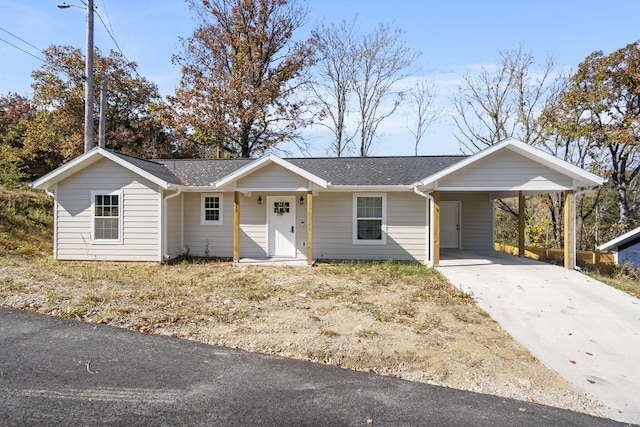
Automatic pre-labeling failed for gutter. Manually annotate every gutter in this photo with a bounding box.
[414,187,435,267]
[162,186,182,261]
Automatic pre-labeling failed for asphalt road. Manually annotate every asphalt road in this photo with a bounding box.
[0,307,631,426]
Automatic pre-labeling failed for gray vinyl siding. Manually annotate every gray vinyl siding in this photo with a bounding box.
[438,149,573,190]
[183,192,303,258]
[236,163,309,189]
[441,192,493,250]
[183,192,235,257]
[55,158,161,261]
[312,192,427,262]
[617,239,640,267]
[165,193,183,258]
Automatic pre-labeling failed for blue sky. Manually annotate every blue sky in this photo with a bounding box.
[1,0,639,156]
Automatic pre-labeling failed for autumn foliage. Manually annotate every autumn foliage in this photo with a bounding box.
[171,0,315,158]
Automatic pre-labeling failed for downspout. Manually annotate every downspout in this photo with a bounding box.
[414,187,435,267]
[163,186,182,261]
[573,186,594,271]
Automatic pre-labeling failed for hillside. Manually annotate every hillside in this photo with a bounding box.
[0,187,53,257]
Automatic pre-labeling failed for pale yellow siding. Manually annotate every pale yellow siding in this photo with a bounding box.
[55,158,161,261]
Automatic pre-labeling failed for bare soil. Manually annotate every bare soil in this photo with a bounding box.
[0,256,606,417]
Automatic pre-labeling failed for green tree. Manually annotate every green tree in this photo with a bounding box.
[171,0,314,158]
[543,42,640,231]
[0,93,35,186]
[24,45,176,177]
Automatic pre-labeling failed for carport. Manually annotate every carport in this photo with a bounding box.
[437,249,640,424]
[414,139,604,269]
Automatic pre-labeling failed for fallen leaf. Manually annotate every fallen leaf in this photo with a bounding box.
[569,360,576,364]
[586,352,593,356]
[587,379,596,384]
[518,407,536,414]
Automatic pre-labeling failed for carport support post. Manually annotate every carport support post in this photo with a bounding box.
[518,191,525,257]
[563,190,575,269]
[433,190,440,265]
[233,191,240,263]
[306,191,313,265]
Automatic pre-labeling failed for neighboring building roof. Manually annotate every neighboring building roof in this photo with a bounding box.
[597,227,640,251]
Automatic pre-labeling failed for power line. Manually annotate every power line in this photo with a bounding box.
[92,2,143,79]
[0,36,45,63]
[0,26,43,54]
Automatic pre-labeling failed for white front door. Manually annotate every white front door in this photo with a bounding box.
[268,196,297,257]
[440,201,460,249]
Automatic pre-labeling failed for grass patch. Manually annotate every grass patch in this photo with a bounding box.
[584,270,640,299]
[0,187,53,257]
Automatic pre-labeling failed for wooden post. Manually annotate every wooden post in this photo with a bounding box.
[233,191,240,263]
[307,191,313,265]
[564,190,575,269]
[433,190,440,266]
[518,191,525,257]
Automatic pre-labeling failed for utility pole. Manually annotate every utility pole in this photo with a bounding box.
[85,0,95,152]
[99,80,106,148]
[58,1,95,152]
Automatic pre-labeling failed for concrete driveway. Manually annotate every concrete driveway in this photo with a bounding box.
[437,250,640,425]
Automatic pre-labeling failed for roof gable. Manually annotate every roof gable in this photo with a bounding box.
[214,154,328,189]
[31,147,178,190]
[597,227,640,251]
[416,138,605,190]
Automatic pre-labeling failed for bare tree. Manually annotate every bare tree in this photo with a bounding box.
[354,23,418,156]
[310,19,358,157]
[453,46,559,153]
[404,77,439,155]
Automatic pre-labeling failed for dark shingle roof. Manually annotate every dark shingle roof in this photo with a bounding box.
[109,151,183,185]
[109,150,467,187]
[155,158,254,186]
[287,156,465,186]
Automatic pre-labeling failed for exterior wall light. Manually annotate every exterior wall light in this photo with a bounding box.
[299,195,304,204]
[257,195,263,204]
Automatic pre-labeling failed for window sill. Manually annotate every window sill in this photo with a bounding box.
[353,239,387,245]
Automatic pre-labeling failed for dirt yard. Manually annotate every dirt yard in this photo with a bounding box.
[0,256,607,417]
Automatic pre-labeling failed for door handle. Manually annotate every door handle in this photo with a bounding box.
[291,226,295,233]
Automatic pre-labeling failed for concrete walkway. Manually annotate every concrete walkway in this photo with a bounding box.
[437,250,640,425]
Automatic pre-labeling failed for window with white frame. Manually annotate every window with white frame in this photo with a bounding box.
[353,194,386,244]
[201,194,223,225]
[92,192,121,242]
